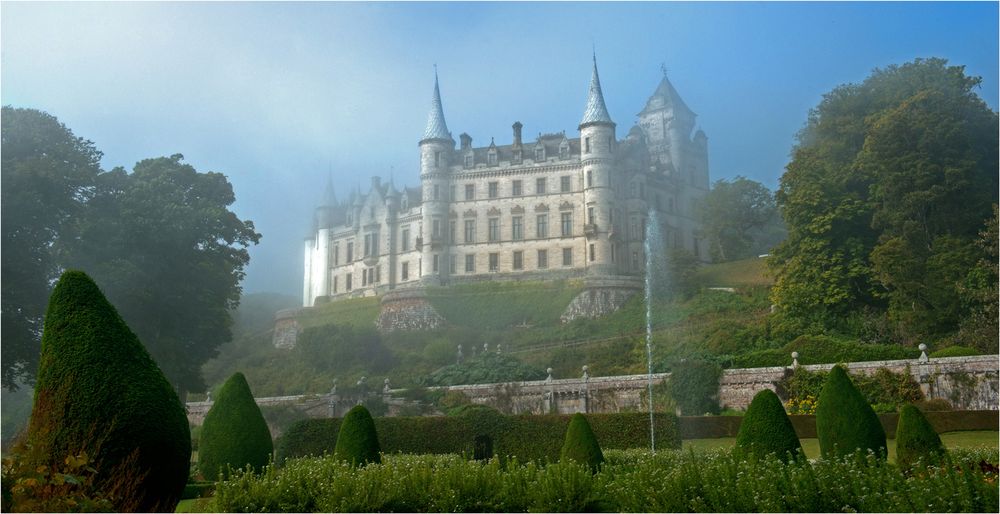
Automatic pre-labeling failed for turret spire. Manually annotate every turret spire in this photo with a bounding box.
[579,53,614,128]
[422,67,452,142]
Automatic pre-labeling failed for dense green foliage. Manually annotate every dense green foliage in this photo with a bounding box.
[25,271,189,511]
[895,404,946,470]
[422,352,547,386]
[815,366,887,459]
[334,405,381,467]
[668,359,722,415]
[734,335,919,368]
[770,58,998,345]
[735,389,801,461]
[929,345,980,358]
[276,412,680,464]
[781,365,924,413]
[699,176,785,262]
[216,448,999,513]
[198,372,274,480]
[425,281,583,330]
[560,414,605,472]
[1,107,103,390]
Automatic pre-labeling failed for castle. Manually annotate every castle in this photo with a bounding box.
[303,58,710,310]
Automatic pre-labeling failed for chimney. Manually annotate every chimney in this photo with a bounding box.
[460,133,472,150]
[512,121,523,147]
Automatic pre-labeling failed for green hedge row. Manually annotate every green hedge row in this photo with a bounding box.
[732,335,920,368]
[276,412,680,464]
[677,410,998,440]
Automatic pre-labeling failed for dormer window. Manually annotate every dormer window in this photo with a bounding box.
[534,145,545,161]
[513,149,522,163]
[434,151,442,167]
[487,150,497,166]
[464,154,473,168]
[559,139,570,160]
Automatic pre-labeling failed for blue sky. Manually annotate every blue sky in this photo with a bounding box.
[3,1,997,296]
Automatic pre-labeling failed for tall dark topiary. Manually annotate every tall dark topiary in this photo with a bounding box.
[896,404,945,470]
[334,405,381,466]
[815,365,887,460]
[559,413,604,472]
[25,271,190,512]
[198,372,273,479]
[735,389,802,461]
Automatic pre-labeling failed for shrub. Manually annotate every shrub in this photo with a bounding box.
[24,271,189,512]
[780,365,923,413]
[734,335,920,368]
[198,372,273,480]
[895,404,945,470]
[735,389,802,461]
[334,405,381,466]
[559,414,604,472]
[929,345,980,358]
[669,359,721,415]
[815,365,886,460]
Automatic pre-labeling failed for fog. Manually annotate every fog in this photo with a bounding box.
[3,2,996,297]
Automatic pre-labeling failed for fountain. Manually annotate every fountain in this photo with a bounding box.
[643,208,668,451]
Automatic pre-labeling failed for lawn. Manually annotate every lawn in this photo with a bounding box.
[682,430,999,463]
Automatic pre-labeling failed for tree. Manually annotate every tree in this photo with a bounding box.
[895,404,945,470]
[25,271,190,512]
[770,58,998,341]
[559,413,604,472]
[815,365,886,460]
[955,204,999,353]
[735,389,802,462]
[198,372,273,479]
[62,154,260,396]
[1,107,102,390]
[334,405,381,467]
[699,176,783,262]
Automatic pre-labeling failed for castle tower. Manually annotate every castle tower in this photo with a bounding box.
[637,69,697,176]
[303,174,338,306]
[418,70,455,285]
[579,55,617,276]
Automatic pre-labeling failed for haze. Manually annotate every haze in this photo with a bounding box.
[3,1,997,296]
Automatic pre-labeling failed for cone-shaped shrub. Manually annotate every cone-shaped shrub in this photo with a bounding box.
[896,404,945,469]
[26,271,190,512]
[334,405,381,466]
[198,372,273,479]
[559,413,604,472]
[735,389,802,461]
[815,365,886,459]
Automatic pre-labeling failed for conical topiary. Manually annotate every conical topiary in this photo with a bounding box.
[334,405,381,466]
[198,372,274,479]
[25,270,190,512]
[559,413,604,472]
[815,365,887,460]
[735,389,802,461]
[896,404,945,470]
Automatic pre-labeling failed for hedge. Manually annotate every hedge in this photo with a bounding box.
[276,412,679,464]
[733,335,920,368]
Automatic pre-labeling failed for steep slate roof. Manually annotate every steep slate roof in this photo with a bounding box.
[639,74,696,118]
[422,71,452,141]
[579,56,614,127]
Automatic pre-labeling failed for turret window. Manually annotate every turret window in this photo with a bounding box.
[333,243,340,266]
[589,243,596,262]
[584,137,591,153]
[402,262,409,280]
[347,242,354,262]
[587,170,593,187]
[433,185,440,200]
[588,207,595,225]
[435,151,442,167]
[433,219,441,238]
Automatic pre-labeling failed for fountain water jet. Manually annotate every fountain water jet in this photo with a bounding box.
[643,208,667,451]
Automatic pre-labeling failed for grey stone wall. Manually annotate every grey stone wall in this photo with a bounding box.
[375,288,445,332]
[560,276,643,322]
[272,308,302,349]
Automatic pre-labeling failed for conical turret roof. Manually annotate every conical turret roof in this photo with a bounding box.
[421,69,452,142]
[640,72,695,118]
[579,55,614,128]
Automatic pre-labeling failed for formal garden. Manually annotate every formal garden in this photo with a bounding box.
[2,270,997,513]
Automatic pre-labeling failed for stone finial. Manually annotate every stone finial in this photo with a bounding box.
[483,342,489,354]
[330,378,338,395]
[457,344,464,364]
[582,365,590,380]
[496,343,502,354]
[918,343,929,363]
[791,351,799,367]
[546,367,554,382]
[383,378,391,393]
[206,391,212,403]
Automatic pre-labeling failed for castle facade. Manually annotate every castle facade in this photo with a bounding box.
[303,59,710,308]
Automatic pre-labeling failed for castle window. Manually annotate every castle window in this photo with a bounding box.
[588,207,595,225]
[333,276,338,293]
[402,262,409,281]
[433,254,439,273]
[584,137,591,154]
[347,242,354,262]
[511,216,523,240]
[449,221,456,244]
[513,149,522,162]
[464,154,473,168]
[608,137,614,152]
[435,151,441,167]
[450,185,456,201]
[346,273,352,291]
[488,150,498,165]
[489,253,499,272]
[432,219,441,238]
[513,251,523,270]
[433,185,440,200]
[536,177,546,194]
[537,249,548,269]
[559,142,569,159]
[375,266,381,283]
[333,243,339,266]
[589,243,596,262]
[464,220,475,243]
[535,145,545,161]
[465,254,475,273]
[488,218,500,242]
[512,180,522,196]
[362,269,367,286]
[561,175,571,192]
[562,247,573,266]
[450,254,457,274]
[536,214,548,238]
[560,212,572,237]
[488,182,498,199]
[402,228,410,251]
[587,170,593,187]
[465,184,475,200]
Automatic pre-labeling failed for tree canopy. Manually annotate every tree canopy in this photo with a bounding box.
[769,58,998,344]
[699,176,784,262]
